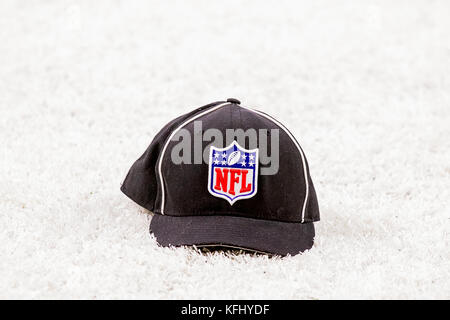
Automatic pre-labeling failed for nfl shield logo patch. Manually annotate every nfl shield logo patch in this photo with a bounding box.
[207,141,259,205]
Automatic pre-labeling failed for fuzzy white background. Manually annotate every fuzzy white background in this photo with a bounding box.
[1,0,449,300]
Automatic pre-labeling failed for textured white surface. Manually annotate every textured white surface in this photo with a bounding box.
[1,0,449,299]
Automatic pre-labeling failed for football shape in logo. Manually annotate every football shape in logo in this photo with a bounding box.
[227,151,241,166]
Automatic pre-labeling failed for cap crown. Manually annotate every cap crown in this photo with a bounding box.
[121,101,319,223]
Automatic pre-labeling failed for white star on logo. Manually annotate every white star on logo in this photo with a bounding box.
[240,160,246,167]
[241,154,247,160]
[249,154,255,161]
[249,161,254,167]
[214,159,220,165]
[221,160,227,165]
[222,153,227,159]
[214,152,219,158]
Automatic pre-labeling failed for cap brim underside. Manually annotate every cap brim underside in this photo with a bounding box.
[150,214,315,256]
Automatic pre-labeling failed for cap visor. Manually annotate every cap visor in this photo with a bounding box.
[150,214,314,256]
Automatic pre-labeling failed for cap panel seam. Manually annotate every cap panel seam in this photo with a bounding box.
[240,106,310,223]
[157,102,230,214]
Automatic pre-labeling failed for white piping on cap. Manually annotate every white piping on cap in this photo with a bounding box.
[157,102,230,214]
[240,106,310,223]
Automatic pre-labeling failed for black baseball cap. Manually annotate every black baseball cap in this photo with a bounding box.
[121,99,320,256]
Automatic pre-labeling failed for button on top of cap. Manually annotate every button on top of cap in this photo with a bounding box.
[227,98,241,104]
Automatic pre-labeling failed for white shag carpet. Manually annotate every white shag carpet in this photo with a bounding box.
[1,0,449,300]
